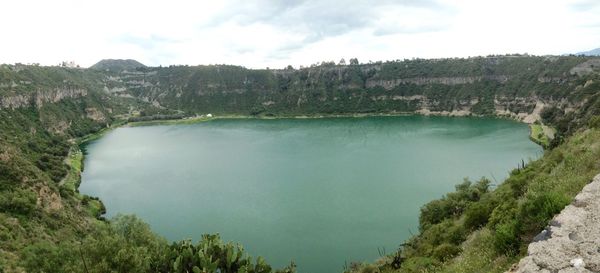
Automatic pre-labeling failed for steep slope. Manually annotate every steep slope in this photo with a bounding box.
[108,56,597,124]
[0,64,169,272]
[345,127,600,273]
[0,64,295,273]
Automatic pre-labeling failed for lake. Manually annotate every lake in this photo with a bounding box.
[80,116,541,273]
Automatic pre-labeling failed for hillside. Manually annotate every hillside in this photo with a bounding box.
[89,59,146,72]
[111,56,593,119]
[108,55,600,143]
[1,56,600,272]
[577,48,600,56]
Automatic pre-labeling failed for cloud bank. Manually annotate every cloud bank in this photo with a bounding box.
[1,0,599,68]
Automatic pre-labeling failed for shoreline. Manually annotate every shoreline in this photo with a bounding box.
[122,111,529,127]
[71,111,546,222]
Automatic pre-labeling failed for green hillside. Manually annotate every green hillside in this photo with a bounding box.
[111,55,595,118]
[90,59,147,72]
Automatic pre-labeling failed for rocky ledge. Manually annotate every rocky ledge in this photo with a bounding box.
[511,174,600,273]
[0,88,87,109]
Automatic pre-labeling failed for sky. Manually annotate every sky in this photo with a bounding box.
[1,0,599,68]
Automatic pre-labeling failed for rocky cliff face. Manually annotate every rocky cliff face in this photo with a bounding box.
[101,56,595,120]
[510,174,600,273]
[365,75,510,89]
[0,87,88,110]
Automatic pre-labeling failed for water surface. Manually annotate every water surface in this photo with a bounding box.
[80,116,541,273]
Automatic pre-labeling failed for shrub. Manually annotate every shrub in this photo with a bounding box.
[419,178,491,230]
[401,257,440,273]
[518,192,570,234]
[419,219,467,252]
[464,200,494,230]
[21,241,78,273]
[83,214,170,272]
[487,200,518,229]
[0,188,37,215]
[540,106,563,125]
[419,199,451,231]
[432,243,461,261]
[588,115,600,129]
[493,220,520,255]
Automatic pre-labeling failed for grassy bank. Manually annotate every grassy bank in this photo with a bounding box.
[78,119,128,144]
[347,128,600,273]
[59,148,83,192]
[529,123,555,148]
[123,111,531,128]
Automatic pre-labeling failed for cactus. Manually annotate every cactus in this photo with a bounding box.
[238,265,249,273]
[173,256,181,272]
[166,233,295,273]
[254,256,272,273]
[226,243,236,269]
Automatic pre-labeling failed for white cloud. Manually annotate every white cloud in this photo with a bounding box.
[0,0,598,68]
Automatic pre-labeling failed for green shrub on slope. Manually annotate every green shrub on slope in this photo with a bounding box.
[348,128,600,273]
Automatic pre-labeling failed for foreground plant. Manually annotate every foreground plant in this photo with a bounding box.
[168,234,296,273]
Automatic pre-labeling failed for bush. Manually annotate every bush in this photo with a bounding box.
[432,243,461,261]
[21,242,78,273]
[419,178,491,230]
[518,192,570,234]
[540,106,563,125]
[464,200,494,230]
[419,219,467,252]
[81,214,170,273]
[0,188,37,215]
[487,200,518,229]
[588,115,600,129]
[493,220,520,255]
[400,257,440,273]
[419,199,451,231]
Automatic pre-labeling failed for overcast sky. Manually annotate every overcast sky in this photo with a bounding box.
[1,0,599,68]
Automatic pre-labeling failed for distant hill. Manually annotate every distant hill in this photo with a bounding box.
[576,48,600,56]
[89,59,146,72]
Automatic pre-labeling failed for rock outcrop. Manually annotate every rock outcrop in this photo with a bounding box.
[0,88,87,109]
[365,75,509,89]
[510,174,600,273]
[570,59,600,76]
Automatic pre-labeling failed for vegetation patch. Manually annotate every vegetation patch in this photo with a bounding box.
[529,123,554,148]
[346,129,600,273]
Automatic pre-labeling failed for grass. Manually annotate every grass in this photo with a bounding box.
[529,123,554,148]
[59,148,83,192]
[126,115,217,127]
[352,128,600,273]
[78,119,128,144]
[437,228,517,273]
[125,112,524,128]
[439,129,600,272]
[85,199,104,218]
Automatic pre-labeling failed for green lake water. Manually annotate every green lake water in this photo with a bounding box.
[80,116,541,273]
